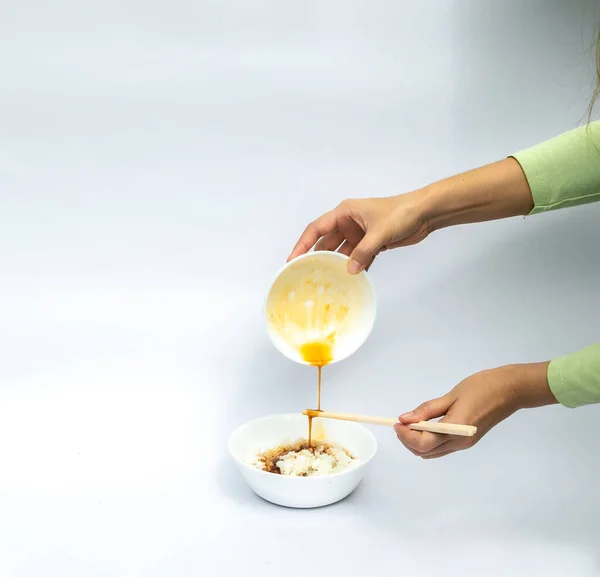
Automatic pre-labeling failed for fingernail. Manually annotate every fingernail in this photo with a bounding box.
[399,411,415,420]
[347,259,363,274]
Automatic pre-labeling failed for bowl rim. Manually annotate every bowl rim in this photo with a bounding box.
[228,412,379,480]
[264,251,377,366]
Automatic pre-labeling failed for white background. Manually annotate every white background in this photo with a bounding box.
[1,1,600,575]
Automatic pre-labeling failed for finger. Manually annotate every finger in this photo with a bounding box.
[394,423,449,454]
[399,395,453,425]
[397,439,421,457]
[395,433,427,457]
[337,240,354,257]
[288,210,338,261]
[337,215,367,249]
[364,246,388,271]
[339,241,376,270]
[419,439,459,458]
[364,255,376,271]
[421,449,455,460]
[396,396,453,453]
[314,230,345,252]
[347,231,385,274]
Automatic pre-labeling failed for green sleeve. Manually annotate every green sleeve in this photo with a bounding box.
[510,121,600,214]
[548,344,600,408]
[511,123,600,407]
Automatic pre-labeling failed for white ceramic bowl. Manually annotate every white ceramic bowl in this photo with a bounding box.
[228,413,378,508]
[265,252,376,365]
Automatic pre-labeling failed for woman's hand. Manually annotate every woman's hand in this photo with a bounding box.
[288,158,534,274]
[394,362,557,459]
[288,193,431,274]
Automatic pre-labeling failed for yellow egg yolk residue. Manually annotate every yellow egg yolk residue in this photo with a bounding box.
[267,269,351,355]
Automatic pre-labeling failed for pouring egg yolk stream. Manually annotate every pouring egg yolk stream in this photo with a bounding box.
[268,281,348,445]
[299,339,335,446]
[266,256,376,447]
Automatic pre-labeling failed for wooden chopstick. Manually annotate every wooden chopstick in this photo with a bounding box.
[302,409,477,437]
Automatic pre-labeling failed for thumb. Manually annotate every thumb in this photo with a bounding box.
[347,232,384,274]
[398,395,452,424]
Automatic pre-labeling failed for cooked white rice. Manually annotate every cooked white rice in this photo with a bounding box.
[249,440,360,477]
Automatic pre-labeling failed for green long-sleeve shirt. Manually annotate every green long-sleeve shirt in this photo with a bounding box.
[511,120,600,408]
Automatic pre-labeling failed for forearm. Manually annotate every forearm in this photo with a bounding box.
[417,158,534,232]
[413,122,600,232]
[503,344,600,411]
[509,361,558,410]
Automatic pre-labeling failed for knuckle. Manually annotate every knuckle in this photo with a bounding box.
[305,220,317,234]
[415,401,432,416]
[417,401,431,412]
[338,199,354,211]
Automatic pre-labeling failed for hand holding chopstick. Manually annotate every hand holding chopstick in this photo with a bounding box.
[302,409,477,437]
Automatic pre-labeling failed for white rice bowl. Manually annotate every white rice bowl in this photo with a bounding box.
[229,413,378,508]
